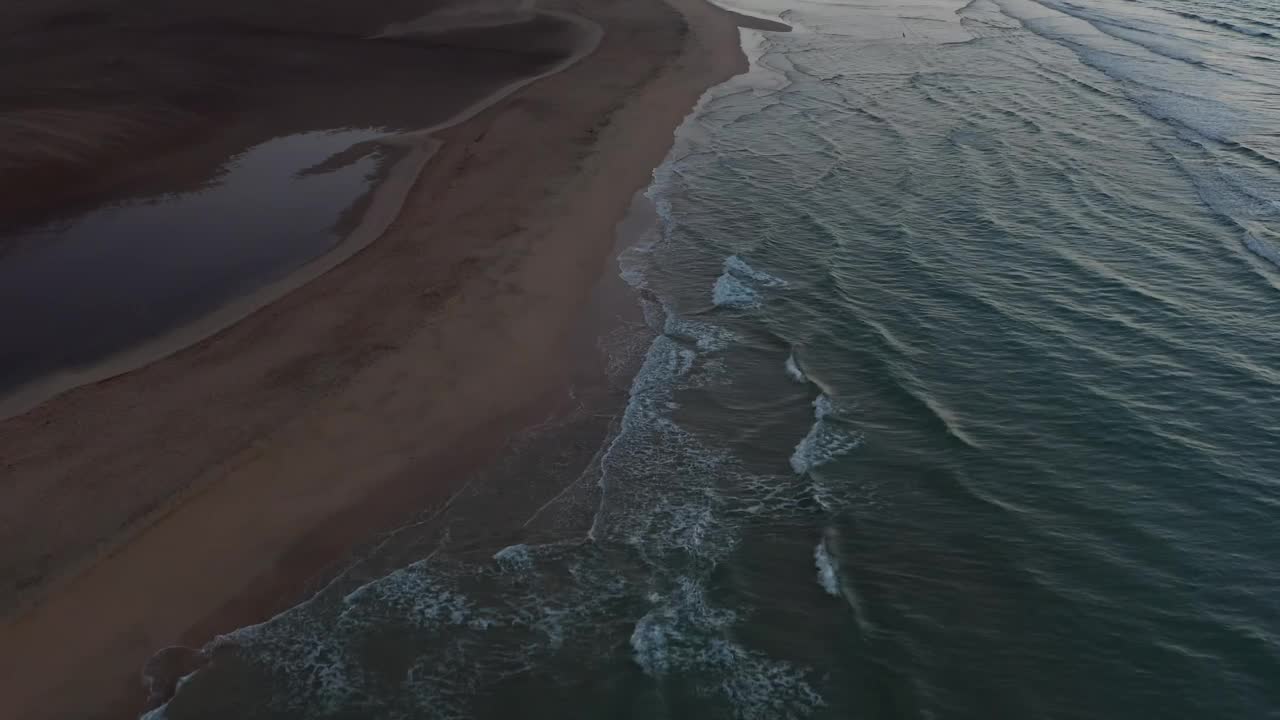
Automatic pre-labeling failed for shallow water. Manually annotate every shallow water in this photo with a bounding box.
[0,128,388,394]
[150,0,1280,717]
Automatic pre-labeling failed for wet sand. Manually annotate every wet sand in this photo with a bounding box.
[0,0,786,717]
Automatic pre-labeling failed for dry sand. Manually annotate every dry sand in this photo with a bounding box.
[0,0,787,717]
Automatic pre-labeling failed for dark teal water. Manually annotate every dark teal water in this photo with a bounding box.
[149,0,1280,717]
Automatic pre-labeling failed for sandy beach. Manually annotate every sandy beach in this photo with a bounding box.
[0,0,785,717]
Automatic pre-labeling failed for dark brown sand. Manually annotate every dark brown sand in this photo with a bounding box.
[0,0,787,717]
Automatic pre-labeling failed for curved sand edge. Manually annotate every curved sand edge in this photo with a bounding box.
[0,9,603,423]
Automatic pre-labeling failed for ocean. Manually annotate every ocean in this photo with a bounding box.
[147,0,1280,717]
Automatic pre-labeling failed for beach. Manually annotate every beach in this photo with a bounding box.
[0,0,786,717]
[7,0,1280,716]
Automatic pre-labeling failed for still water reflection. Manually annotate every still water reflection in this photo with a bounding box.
[0,128,387,394]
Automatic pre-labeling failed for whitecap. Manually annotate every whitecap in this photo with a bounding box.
[713,271,760,308]
[713,255,789,308]
[494,543,534,572]
[785,351,807,383]
[341,563,493,631]
[630,577,737,676]
[629,577,823,718]
[814,541,840,596]
[665,314,737,352]
[1244,228,1280,270]
[700,639,826,720]
[639,294,666,331]
[724,254,788,287]
[790,395,862,475]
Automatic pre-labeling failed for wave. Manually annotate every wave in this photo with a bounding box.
[492,542,535,571]
[785,351,807,383]
[713,270,763,308]
[994,0,1280,279]
[631,577,733,675]
[713,254,788,308]
[725,254,788,287]
[1156,135,1280,272]
[790,394,862,476]
[628,575,823,719]
[1244,228,1280,269]
[1006,0,1245,128]
[814,540,841,596]
[1172,10,1277,39]
[595,305,827,716]
[665,314,737,352]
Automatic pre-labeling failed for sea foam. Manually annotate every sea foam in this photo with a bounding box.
[630,577,824,719]
[1244,228,1280,269]
[713,271,760,308]
[785,352,807,383]
[814,541,840,597]
[713,255,788,308]
[790,395,862,475]
[725,254,788,287]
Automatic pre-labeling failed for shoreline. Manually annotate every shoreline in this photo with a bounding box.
[0,0,788,718]
[146,187,663,717]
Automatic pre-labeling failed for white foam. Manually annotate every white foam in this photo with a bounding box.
[589,330,737,556]
[790,394,862,475]
[345,563,503,638]
[629,577,823,718]
[618,241,655,289]
[813,394,834,420]
[700,639,827,720]
[598,324,652,382]
[713,255,789,308]
[639,294,666,331]
[494,543,534,572]
[630,577,737,676]
[629,610,674,676]
[809,476,839,514]
[814,541,840,596]
[665,314,737,352]
[1244,228,1280,269]
[725,254,788,287]
[713,271,761,308]
[785,352,807,383]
